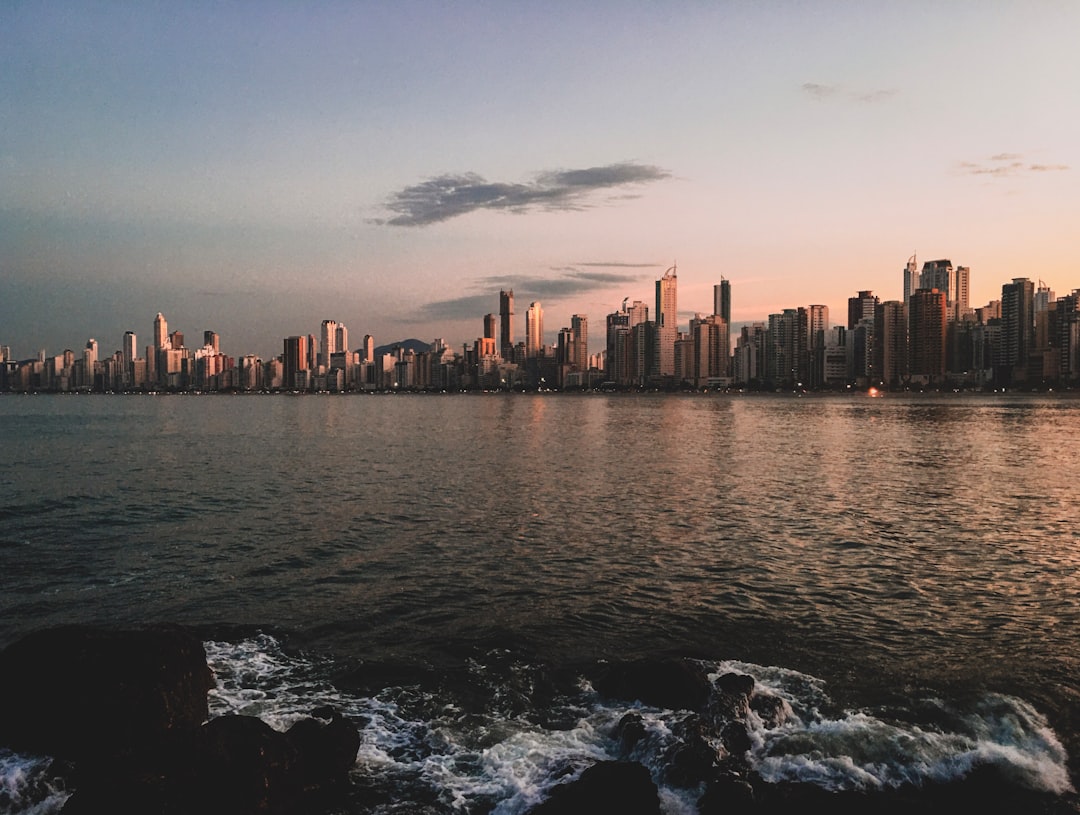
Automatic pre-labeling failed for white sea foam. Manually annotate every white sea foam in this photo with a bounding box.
[707,660,1074,795]
[0,751,69,815]
[200,639,1075,814]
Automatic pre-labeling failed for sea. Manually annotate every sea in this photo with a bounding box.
[1,391,1079,813]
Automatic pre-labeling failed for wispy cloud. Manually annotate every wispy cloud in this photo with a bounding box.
[412,268,647,323]
[377,162,671,227]
[958,153,1070,178]
[801,82,897,104]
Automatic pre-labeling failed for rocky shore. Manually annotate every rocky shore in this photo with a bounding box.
[0,629,1070,814]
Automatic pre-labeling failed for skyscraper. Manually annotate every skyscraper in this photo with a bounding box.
[903,255,919,306]
[908,288,946,383]
[847,291,878,330]
[335,324,348,357]
[525,301,543,358]
[362,334,375,362]
[500,290,514,359]
[713,278,731,325]
[875,300,907,387]
[123,331,137,387]
[483,313,497,342]
[953,266,970,320]
[283,335,308,390]
[655,265,677,378]
[1001,277,1035,378]
[153,312,169,350]
[571,314,588,372]
[320,320,338,368]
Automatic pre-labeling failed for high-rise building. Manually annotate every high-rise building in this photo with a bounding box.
[847,291,878,330]
[954,266,971,320]
[908,288,946,383]
[1001,277,1035,379]
[903,255,919,306]
[525,302,544,358]
[283,335,309,390]
[320,320,338,368]
[203,331,219,353]
[500,290,514,359]
[920,260,954,297]
[154,313,169,350]
[362,334,375,362]
[655,265,678,378]
[713,278,731,325]
[122,331,137,387]
[875,300,907,387]
[571,314,588,372]
[1056,291,1080,384]
[483,313,497,342]
[335,324,348,357]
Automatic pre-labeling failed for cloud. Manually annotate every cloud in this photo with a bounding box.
[378,162,671,227]
[958,154,1070,178]
[411,268,647,324]
[576,261,663,268]
[801,82,897,104]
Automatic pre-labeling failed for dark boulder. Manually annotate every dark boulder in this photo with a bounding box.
[0,625,213,759]
[285,707,362,788]
[615,712,648,756]
[528,761,661,815]
[708,672,755,723]
[592,658,711,712]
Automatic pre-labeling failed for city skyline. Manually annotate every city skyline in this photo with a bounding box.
[3,4,1078,360]
[4,260,1078,394]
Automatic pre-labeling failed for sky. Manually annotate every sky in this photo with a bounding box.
[3,1,1078,360]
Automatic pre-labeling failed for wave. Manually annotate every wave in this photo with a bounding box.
[199,637,1074,814]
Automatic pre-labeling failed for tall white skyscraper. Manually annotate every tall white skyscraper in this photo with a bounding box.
[526,302,544,358]
[655,265,677,378]
[903,255,918,306]
[153,313,169,349]
[320,320,338,368]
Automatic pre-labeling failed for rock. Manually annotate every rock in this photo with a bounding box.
[286,708,362,787]
[749,693,789,729]
[592,658,711,712]
[720,721,753,757]
[708,672,755,722]
[198,714,301,812]
[698,772,756,814]
[0,625,213,760]
[528,761,661,815]
[663,715,717,787]
[615,712,648,756]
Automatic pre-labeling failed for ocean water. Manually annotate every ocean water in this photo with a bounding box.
[1,392,1079,813]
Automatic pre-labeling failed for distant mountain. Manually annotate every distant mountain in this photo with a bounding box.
[373,338,433,357]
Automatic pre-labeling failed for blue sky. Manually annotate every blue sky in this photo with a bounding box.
[3,1,1078,359]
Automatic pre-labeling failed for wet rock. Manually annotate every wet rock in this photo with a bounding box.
[616,712,648,756]
[698,772,756,814]
[720,720,753,757]
[749,692,789,729]
[591,658,711,712]
[286,707,362,786]
[0,625,213,760]
[708,672,755,722]
[527,761,661,815]
[663,715,718,787]
[62,712,362,815]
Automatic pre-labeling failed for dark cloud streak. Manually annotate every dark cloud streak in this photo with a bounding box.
[801,82,897,104]
[411,268,646,324]
[958,154,1070,178]
[379,162,671,227]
